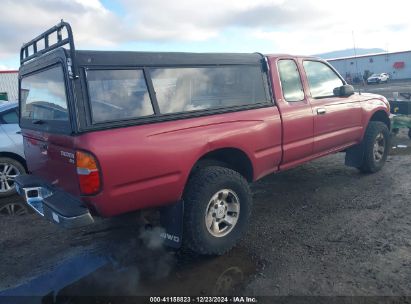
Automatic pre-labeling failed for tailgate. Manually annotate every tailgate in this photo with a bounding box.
[23,131,80,196]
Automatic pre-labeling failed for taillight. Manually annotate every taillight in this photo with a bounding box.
[76,151,101,195]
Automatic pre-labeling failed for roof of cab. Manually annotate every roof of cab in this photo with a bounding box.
[264,54,322,61]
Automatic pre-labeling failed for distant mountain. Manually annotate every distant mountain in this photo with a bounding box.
[313,48,386,59]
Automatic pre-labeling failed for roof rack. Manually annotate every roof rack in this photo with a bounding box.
[20,20,77,78]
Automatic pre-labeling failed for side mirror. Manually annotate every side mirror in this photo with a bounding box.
[333,84,355,97]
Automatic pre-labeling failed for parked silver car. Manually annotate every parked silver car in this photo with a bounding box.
[367,73,389,84]
[0,102,26,197]
[0,102,29,215]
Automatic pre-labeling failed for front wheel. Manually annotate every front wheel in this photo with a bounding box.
[358,121,390,173]
[183,166,252,255]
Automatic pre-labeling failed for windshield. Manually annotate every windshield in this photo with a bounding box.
[21,65,69,122]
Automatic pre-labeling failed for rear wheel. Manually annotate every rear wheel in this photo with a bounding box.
[358,121,390,173]
[0,157,26,198]
[183,166,252,255]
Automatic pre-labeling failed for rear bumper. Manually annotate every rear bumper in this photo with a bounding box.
[15,175,94,228]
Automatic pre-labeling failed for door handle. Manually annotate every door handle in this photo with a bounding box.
[317,108,326,115]
[16,131,22,134]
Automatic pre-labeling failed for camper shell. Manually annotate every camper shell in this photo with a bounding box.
[19,22,272,135]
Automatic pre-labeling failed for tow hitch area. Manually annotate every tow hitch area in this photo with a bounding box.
[16,185,51,216]
[15,175,94,228]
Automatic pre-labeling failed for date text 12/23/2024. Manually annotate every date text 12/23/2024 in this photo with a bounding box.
[149,296,258,303]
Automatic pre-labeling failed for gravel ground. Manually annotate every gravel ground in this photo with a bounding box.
[245,130,411,297]
[0,85,410,302]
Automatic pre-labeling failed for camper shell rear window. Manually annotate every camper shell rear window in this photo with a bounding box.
[20,64,71,132]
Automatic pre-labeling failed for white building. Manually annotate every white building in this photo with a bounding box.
[328,50,411,82]
[0,70,18,102]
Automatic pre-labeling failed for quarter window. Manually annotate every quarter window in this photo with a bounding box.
[278,60,304,102]
[87,69,154,123]
[303,61,344,98]
[150,66,269,114]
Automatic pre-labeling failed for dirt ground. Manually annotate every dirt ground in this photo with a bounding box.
[0,83,411,302]
[246,129,411,297]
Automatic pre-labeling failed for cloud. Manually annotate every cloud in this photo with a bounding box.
[0,0,122,59]
[0,64,16,70]
[116,0,326,41]
[1,0,410,66]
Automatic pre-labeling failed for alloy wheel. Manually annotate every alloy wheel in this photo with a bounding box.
[0,163,20,193]
[0,203,28,216]
[373,133,386,162]
[205,189,240,238]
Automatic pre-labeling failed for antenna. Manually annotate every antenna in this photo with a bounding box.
[352,30,362,94]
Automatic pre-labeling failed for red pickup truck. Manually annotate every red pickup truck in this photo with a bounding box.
[15,22,391,255]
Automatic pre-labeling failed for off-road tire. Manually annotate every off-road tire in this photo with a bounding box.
[358,121,390,173]
[183,166,252,255]
[0,157,26,198]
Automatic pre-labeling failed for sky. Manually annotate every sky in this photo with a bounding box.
[1,0,410,70]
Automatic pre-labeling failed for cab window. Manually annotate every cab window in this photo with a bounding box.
[303,61,343,98]
[278,60,304,102]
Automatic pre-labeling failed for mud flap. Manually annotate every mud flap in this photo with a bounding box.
[159,200,184,249]
[345,142,364,168]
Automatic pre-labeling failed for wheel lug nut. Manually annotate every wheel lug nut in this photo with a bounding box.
[214,205,218,209]
[212,213,216,217]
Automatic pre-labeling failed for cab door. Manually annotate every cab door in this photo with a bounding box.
[271,58,314,170]
[301,60,363,154]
